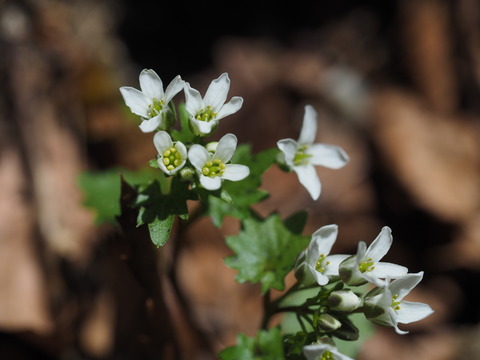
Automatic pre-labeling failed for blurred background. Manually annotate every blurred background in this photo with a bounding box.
[1,0,480,359]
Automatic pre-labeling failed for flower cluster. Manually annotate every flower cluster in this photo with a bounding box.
[119,69,434,360]
[293,224,434,357]
[120,69,249,191]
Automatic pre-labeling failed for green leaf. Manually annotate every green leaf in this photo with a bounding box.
[77,167,162,225]
[208,144,278,227]
[134,176,196,246]
[219,327,285,360]
[148,215,175,247]
[224,213,310,294]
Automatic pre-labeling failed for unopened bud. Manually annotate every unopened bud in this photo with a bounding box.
[328,290,361,312]
[206,141,219,153]
[179,167,195,182]
[316,313,342,332]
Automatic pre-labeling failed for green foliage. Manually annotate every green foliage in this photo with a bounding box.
[133,176,196,247]
[224,213,310,294]
[207,144,278,227]
[219,327,285,360]
[77,167,161,225]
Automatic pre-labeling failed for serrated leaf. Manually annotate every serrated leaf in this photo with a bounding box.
[219,327,285,360]
[148,214,175,247]
[208,144,278,227]
[224,214,310,294]
[135,177,196,246]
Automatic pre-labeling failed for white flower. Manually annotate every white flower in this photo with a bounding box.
[295,224,349,286]
[184,73,243,136]
[120,69,185,132]
[303,342,354,360]
[363,272,434,334]
[188,133,249,190]
[338,226,408,287]
[277,105,349,200]
[153,131,187,175]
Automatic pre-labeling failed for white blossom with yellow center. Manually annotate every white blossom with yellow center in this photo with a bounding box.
[153,131,187,175]
[294,224,349,286]
[363,272,434,334]
[338,226,408,287]
[187,133,249,191]
[303,342,354,360]
[277,105,349,200]
[184,73,243,136]
[120,69,184,132]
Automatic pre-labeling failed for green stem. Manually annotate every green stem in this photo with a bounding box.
[159,174,173,195]
[261,281,319,329]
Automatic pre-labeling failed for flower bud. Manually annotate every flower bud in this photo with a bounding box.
[179,167,195,182]
[206,141,219,153]
[316,313,342,332]
[328,290,361,312]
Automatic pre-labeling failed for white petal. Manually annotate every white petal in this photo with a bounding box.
[389,272,424,300]
[371,262,408,280]
[164,75,185,103]
[298,105,317,145]
[139,115,161,133]
[387,307,409,335]
[311,224,338,255]
[153,131,173,154]
[199,174,222,190]
[305,241,322,266]
[293,164,321,200]
[277,139,298,167]
[204,73,229,110]
[215,96,243,120]
[119,87,150,117]
[356,241,367,260]
[361,272,387,287]
[222,164,250,181]
[190,117,217,135]
[306,264,329,286]
[365,226,393,261]
[396,301,434,324]
[184,83,204,115]
[214,133,237,162]
[188,144,210,171]
[308,144,349,169]
[139,69,164,100]
[303,343,331,360]
[175,141,188,160]
[323,254,350,276]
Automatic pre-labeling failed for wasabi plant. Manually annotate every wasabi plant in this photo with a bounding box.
[81,69,434,359]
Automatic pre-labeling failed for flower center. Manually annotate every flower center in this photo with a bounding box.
[358,258,375,273]
[315,254,330,273]
[202,159,225,177]
[162,146,183,171]
[391,294,401,311]
[147,97,165,118]
[293,145,312,166]
[195,105,217,122]
[320,350,335,360]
